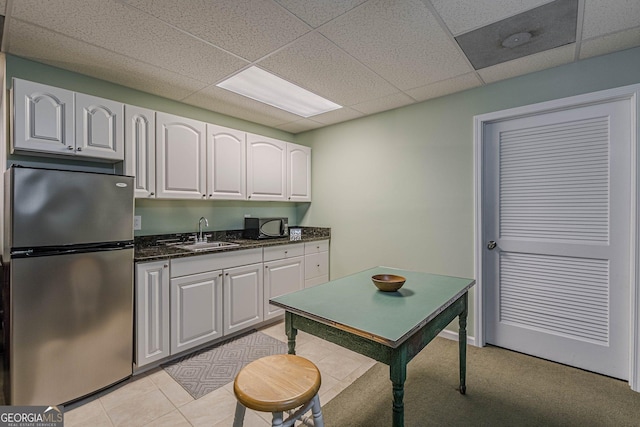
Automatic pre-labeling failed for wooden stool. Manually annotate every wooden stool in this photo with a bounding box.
[232,354,324,427]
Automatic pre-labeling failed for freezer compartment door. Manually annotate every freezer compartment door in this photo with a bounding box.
[9,248,133,405]
[8,167,133,248]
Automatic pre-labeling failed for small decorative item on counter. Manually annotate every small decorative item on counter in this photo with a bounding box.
[290,228,302,241]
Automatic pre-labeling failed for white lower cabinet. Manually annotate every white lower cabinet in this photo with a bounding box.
[263,243,305,321]
[223,263,263,335]
[304,240,330,288]
[135,261,170,368]
[135,242,328,367]
[170,270,223,355]
[168,248,262,356]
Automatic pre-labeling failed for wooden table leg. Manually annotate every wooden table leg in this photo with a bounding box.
[285,311,298,355]
[390,347,407,427]
[458,292,468,395]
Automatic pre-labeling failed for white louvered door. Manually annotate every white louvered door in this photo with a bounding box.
[483,99,631,379]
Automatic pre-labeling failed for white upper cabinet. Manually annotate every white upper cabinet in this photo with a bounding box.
[75,93,124,161]
[247,134,287,201]
[13,79,75,156]
[125,105,156,198]
[206,124,246,200]
[156,112,206,199]
[287,143,311,202]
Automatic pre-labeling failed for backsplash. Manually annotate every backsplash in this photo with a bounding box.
[133,199,302,236]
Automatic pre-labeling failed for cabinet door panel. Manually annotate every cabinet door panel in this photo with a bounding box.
[75,93,124,160]
[287,143,311,202]
[125,105,156,198]
[247,134,287,201]
[264,256,304,320]
[207,124,246,200]
[13,78,74,155]
[224,263,263,335]
[156,112,206,199]
[171,270,223,354]
[135,261,170,367]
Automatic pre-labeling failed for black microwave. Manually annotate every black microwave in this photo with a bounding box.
[243,217,289,239]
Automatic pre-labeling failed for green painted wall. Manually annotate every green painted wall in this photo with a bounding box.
[5,54,303,235]
[7,48,640,338]
[295,47,640,337]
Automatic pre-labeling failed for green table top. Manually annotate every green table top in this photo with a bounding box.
[270,266,475,347]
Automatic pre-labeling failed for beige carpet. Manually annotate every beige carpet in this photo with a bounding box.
[322,337,640,426]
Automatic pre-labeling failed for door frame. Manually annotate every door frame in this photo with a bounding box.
[473,84,640,391]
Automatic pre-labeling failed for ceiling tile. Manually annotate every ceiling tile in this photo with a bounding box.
[582,0,640,39]
[273,0,368,28]
[11,0,248,84]
[351,92,415,115]
[405,73,482,102]
[257,31,399,106]
[274,119,325,134]
[579,27,640,59]
[319,0,473,90]
[182,85,302,128]
[478,44,575,83]
[431,0,552,36]
[5,20,209,101]
[306,107,364,125]
[122,0,311,61]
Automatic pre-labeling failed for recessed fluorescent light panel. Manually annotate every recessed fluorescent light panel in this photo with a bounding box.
[217,66,341,118]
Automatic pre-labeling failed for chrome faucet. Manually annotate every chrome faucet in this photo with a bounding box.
[197,217,209,243]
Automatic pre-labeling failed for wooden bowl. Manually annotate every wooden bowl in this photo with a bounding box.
[372,274,406,292]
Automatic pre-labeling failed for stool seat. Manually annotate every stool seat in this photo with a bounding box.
[234,354,321,413]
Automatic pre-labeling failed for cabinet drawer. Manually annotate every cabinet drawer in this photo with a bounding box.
[171,248,262,278]
[263,243,304,262]
[304,240,329,254]
[305,252,329,280]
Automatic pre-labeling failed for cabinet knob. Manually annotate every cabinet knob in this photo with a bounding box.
[202,194,206,198]
[67,146,74,150]
[209,194,212,197]
[163,264,168,268]
[317,264,320,267]
[150,192,155,196]
[76,147,82,152]
[225,273,229,276]
[284,251,288,254]
[265,265,269,269]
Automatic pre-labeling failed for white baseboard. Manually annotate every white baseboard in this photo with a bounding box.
[438,329,477,347]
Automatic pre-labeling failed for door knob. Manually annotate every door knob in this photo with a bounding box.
[487,240,497,250]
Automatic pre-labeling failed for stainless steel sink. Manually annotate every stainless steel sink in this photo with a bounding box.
[174,241,239,252]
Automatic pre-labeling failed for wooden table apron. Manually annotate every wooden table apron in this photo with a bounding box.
[282,291,469,427]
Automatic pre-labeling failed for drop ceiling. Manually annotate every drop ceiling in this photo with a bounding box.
[2,0,638,134]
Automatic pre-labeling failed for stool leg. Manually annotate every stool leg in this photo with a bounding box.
[232,402,246,427]
[271,411,284,427]
[311,394,324,427]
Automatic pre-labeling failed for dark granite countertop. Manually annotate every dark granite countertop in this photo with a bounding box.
[134,227,330,262]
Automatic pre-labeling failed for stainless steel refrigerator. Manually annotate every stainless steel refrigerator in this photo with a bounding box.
[3,166,134,406]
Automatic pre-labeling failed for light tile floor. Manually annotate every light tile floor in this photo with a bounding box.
[64,321,376,426]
